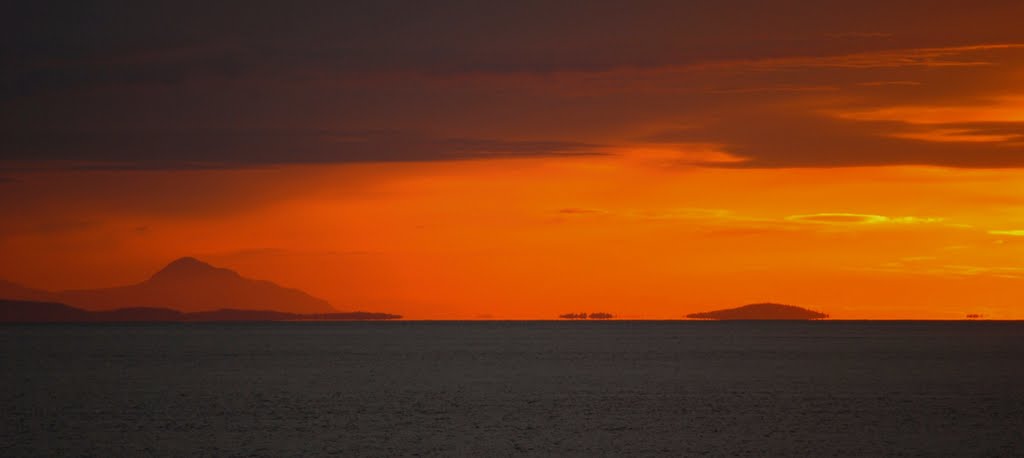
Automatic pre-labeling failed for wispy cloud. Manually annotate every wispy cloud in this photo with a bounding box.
[856,80,921,87]
[785,213,942,225]
[939,265,1024,278]
[556,208,606,215]
[862,262,1024,280]
[554,207,736,222]
[988,229,1024,237]
[691,43,1024,71]
[825,31,894,39]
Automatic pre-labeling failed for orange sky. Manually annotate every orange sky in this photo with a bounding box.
[3,158,1024,319]
[3,2,1024,319]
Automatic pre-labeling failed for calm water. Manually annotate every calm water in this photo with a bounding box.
[2,321,1023,456]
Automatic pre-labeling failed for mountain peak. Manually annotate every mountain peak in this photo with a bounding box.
[166,256,208,268]
[150,257,238,282]
[7,257,337,314]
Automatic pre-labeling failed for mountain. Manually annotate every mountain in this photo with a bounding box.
[687,303,829,320]
[0,279,54,302]
[0,299,401,322]
[1,257,336,314]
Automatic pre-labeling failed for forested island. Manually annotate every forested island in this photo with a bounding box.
[559,312,615,320]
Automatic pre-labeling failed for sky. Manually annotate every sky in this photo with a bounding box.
[3,1,1024,319]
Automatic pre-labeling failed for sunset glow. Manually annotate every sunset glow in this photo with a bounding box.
[4,2,1024,319]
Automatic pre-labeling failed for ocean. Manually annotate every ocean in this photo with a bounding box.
[2,321,1022,456]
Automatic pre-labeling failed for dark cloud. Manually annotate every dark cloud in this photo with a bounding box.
[6,1,1023,83]
[0,217,95,237]
[4,1,1023,104]
[0,129,600,170]
[4,1,1024,169]
[33,219,94,234]
[675,115,1024,169]
[942,122,1024,140]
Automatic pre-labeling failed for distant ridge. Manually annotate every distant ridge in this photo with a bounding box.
[0,299,401,322]
[687,303,828,320]
[1,257,337,314]
[0,279,51,302]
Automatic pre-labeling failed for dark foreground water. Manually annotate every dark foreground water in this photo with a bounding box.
[2,321,1023,456]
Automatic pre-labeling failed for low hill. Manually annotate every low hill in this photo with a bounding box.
[0,300,92,322]
[0,299,401,322]
[687,303,828,320]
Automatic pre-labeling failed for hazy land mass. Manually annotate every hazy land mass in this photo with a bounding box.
[0,257,400,320]
[0,299,400,322]
[687,303,828,320]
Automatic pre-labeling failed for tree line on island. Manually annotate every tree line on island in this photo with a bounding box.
[559,312,615,320]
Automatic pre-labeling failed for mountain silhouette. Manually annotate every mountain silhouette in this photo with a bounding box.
[0,299,401,322]
[687,303,828,320]
[0,279,52,302]
[1,257,336,314]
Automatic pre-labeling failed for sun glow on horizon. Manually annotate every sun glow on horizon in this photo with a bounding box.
[5,3,1024,321]
[3,156,1023,320]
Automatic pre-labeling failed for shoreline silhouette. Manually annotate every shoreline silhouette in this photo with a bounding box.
[0,257,345,314]
[0,299,401,322]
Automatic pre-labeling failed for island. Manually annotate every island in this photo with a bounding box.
[558,312,615,320]
[0,257,402,321]
[686,303,828,320]
[0,299,402,322]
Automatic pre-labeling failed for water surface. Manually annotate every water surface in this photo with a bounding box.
[2,321,1022,456]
